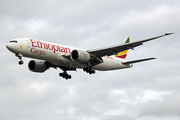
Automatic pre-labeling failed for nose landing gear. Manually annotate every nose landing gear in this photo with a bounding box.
[16,54,24,65]
[18,60,24,65]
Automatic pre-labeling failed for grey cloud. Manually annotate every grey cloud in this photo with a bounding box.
[1,0,180,120]
[139,91,180,117]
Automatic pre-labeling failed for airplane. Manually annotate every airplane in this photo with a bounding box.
[6,33,173,80]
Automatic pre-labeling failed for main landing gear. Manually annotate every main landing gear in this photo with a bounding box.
[16,54,24,65]
[83,67,96,74]
[59,71,72,80]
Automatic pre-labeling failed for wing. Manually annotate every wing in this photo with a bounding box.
[87,33,173,57]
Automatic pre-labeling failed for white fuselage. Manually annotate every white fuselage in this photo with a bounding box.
[6,38,132,71]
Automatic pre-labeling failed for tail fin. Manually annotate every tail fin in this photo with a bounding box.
[114,36,130,59]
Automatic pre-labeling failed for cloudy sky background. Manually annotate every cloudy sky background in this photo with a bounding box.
[0,0,180,120]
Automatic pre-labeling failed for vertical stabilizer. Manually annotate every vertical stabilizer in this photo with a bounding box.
[114,36,130,59]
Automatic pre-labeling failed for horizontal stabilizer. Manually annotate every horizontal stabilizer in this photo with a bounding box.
[122,58,156,65]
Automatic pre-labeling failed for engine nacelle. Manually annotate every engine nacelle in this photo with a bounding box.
[28,60,48,73]
[70,49,91,63]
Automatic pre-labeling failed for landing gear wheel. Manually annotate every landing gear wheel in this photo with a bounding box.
[68,75,72,79]
[59,72,72,80]
[59,73,63,77]
[18,61,24,65]
[65,76,69,80]
[83,67,96,75]
[16,54,24,65]
[92,70,95,74]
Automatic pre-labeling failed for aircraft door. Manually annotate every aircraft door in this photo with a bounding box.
[26,40,31,48]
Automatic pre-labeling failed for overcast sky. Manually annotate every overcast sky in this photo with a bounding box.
[0,0,180,120]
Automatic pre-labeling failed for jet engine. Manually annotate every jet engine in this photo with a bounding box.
[70,49,91,63]
[28,60,48,73]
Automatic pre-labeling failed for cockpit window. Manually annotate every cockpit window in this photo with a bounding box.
[9,40,18,43]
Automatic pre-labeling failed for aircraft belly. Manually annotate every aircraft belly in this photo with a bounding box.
[92,57,132,71]
[56,54,86,67]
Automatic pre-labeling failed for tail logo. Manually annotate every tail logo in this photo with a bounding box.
[114,37,130,59]
[114,50,128,59]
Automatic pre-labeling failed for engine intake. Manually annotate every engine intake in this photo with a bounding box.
[28,60,48,73]
[70,49,91,63]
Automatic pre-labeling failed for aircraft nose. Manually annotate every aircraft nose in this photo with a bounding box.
[6,43,11,50]
[6,43,16,52]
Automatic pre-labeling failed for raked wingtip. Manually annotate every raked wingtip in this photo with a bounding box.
[165,33,174,35]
